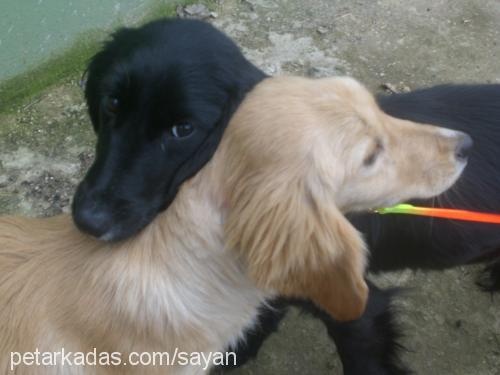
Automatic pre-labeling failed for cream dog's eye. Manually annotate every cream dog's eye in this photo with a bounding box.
[363,151,378,167]
[170,122,194,138]
[363,140,384,167]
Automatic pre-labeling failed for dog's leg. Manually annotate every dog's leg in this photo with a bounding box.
[217,288,408,374]
[477,256,500,293]
[216,298,289,372]
[295,282,409,375]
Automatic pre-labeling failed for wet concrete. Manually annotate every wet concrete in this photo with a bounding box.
[1,0,500,374]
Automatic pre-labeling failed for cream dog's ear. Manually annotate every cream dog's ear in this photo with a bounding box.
[225,171,368,321]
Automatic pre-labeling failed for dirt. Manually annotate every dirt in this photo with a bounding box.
[1,0,500,374]
[0,81,93,216]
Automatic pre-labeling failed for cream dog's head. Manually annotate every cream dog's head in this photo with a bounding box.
[216,76,470,321]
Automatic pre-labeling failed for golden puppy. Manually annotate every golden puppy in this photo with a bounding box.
[0,76,468,374]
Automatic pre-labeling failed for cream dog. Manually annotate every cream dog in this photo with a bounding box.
[0,76,469,374]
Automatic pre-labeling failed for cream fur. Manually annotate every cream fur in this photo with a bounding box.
[0,76,467,374]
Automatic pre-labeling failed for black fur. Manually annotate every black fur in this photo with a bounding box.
[478,258,500,292]
[227,286,409,375]
[217,299,289,371]
[72,18,265,241]
[296,284,409,375]
[74,18,500,374]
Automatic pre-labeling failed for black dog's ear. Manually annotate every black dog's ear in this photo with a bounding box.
[79,69,88,91]
[84,28,137,132]
[164,55,267,206]
[163,77,257,207]
[163,102,233,208]
[84,53,104,132]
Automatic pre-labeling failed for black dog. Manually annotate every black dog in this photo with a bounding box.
[73,18,500,375]
[73,18,264,241]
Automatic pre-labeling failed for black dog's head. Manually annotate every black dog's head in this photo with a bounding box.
[72,18,265,241]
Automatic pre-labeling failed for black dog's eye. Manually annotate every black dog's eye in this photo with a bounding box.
[105,96,120,114]
[170,122,194,138]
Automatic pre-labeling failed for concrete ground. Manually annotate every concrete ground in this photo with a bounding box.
[1,0,500,374]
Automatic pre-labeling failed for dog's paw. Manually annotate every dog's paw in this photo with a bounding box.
[477,258,500,293]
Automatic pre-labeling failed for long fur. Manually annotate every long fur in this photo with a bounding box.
[222,76,467,320]
[0,181,266,374]
[74,19,495,374]
[0,76,468,374]
[243,84,500,374]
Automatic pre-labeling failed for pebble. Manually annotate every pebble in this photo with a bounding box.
[317,26,328,34]
[177,4,215,20]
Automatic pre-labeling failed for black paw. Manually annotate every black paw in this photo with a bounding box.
[297,285,411,375]
[216,298,288,372]
[477,258,500,292]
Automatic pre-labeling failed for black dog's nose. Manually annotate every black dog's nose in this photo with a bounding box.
[455,133,473,161]
[72,201,113,239]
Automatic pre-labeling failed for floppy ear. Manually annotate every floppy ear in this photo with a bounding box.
[225,170,369,321]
